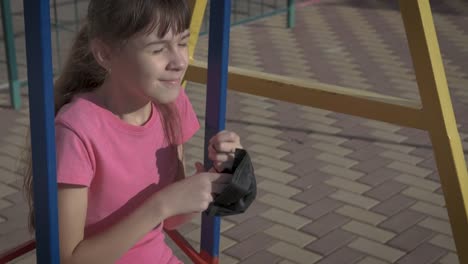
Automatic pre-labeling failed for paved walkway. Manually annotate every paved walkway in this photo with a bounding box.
[1,0,468,263]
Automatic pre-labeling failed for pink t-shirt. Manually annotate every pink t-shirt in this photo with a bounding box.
[55,88,200,263]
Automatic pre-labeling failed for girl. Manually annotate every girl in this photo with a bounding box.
[24,0,242,263]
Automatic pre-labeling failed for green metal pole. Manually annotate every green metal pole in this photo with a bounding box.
[287,0,296,28]
[1,0,21,109]
[74,0,79,32]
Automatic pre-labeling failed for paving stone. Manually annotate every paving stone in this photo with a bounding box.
[429,234,457,252]
[240,106,276,118]
[438,252,460,264]
[0,167,20,184]
[346,148,383,162]
[371,194,416,217]
[245,125,282,137]
[288,171,331,190]
[267,241,322,264]
[311,142,353,156]
[281,148,321,163]
[260,208,311,229]
[355,256,389,264]
[357,167,401,186]
[306,228,356,256]
[379,209,426,233]
[257,179,301,198]
[401,187,446,207]
[0,183,18,199]
[252,155,293,171]
[335,205,387,225]
[225,201,271,224]
[410,201,449,220]
[255,167,297,184]
[363,120,402,132]
[316,246,365,264]
[319,164,365,181]
[308,133,348,145]
[395,173,440,191]
[387,225,435,252]
[224,232,277,260]
[343,220,395,243]
[305,123,342,134]
[364,180,407,201]
[301,213,350,237]
[258,193,306,212]
[285,158,329,176]
[223,216,274,241]
[387,161,433,178]
[379,150,423,165]
[292,184,337,203]
[264,224,316,247]
[246,134,285,148]
[248,144,290,159]
[239,250,282,264]
[329,190,380,210]
[316,153,358,168]
[300,113,336,125]
[325,177,371,194]
[297,198,346,222]
[418,217,453,236]
[348,237,405,263]
[396,243,447,264]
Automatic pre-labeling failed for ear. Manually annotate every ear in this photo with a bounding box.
[90,39,113,70]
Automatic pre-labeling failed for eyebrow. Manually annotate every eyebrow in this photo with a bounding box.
[145,32,191,46]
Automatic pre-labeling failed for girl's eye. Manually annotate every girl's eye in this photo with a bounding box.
[179,43,188,47]
[152,48,164,54]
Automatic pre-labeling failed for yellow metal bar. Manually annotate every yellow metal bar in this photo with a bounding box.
[183,0,208,89]
[186,60,426,130]
[400,1,468,262]
[187,0,207,61]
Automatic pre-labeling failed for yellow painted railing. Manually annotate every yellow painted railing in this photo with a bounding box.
[185,0,468,263]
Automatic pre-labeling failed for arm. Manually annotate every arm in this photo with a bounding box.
[58,184,168,264]
[164,144,198,230]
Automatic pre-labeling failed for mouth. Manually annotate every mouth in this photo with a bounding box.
[160,79,181,85]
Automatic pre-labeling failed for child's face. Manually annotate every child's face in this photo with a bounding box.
[109,28,190,104]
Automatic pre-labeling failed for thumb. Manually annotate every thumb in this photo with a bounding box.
[195,162,205,173]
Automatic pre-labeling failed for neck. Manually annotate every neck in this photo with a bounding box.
[94,79,152,126]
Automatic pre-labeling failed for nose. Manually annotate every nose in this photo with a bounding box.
[166,48,187,71]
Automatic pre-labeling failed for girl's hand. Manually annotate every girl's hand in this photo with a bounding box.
[208,130,243,172]
[157,163,232,218]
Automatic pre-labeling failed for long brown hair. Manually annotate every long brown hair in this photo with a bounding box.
[24,0,191,232]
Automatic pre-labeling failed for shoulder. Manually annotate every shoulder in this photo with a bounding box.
[55,94,103,136]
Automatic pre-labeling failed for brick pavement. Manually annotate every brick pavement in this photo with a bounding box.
[1,0,468,263]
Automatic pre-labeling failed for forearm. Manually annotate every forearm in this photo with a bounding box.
[164,212,198,230]
[63,194,167,264]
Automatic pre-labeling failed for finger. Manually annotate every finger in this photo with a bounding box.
[208,172,232,183]
[195,162,205,173]
[210,131,240,145]
[208,144,217,157]
[212,173,233,184]
[213,142,239,153]
[208,152,234,163]
[214,161,234,172]
[212,183,228,194]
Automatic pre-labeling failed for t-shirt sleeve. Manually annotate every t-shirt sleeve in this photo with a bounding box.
[55,123,95,187]
[176,88,200,144]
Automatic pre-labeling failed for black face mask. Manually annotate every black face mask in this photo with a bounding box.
[204,149,257,217]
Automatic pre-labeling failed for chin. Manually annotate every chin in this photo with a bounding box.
[149,87,180,104]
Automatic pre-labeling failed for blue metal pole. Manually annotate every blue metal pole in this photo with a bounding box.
[200,0,231,263]
[23,0,60,263]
